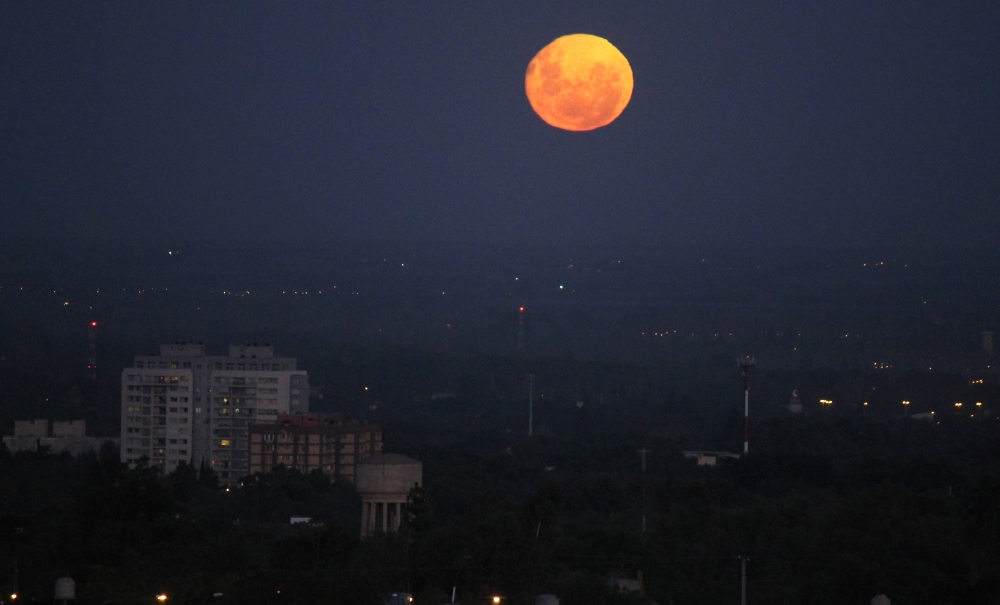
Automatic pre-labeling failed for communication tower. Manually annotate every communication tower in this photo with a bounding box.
[87,321,98,380]
[528,372,535,437]
[739,356,755,456]
[517,307,525,353]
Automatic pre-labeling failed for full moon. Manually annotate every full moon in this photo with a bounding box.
[525,34,633,132]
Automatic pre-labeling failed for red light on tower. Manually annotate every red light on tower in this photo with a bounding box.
[517,307,525,352]
[87,321,98,380]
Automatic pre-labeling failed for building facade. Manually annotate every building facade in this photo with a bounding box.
[248,414,381,481]
[121,343,309,484]
[121,367,195,473]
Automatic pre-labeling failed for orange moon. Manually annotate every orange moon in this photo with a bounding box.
[525,34,633,132]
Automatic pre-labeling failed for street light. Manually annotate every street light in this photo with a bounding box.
[99,598,170,605]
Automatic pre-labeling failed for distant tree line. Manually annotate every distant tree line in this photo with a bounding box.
[1,406,999,604]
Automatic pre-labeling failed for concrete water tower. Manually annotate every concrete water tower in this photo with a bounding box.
[356,454,422,537]
[54,577,75,604]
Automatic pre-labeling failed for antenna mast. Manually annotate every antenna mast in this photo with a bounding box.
[517,307,525,353]
[528,373,534,437]
[739,356,755,456]
[88,321,98,381]
[638,447,651,535]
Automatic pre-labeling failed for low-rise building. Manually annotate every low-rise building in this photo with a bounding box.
[682,450,741,466]
[248,414,381,481]
[4,419,111,456]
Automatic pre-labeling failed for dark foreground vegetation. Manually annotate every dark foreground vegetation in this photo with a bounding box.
[1,407,1000,605]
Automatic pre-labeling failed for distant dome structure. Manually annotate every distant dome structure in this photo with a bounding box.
[356,453,422,537]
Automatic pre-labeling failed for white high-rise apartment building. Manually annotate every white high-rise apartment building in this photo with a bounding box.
[120,343,309,484]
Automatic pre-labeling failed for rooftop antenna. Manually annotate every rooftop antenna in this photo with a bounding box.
[739,356,755,456]
[87,321,98,381]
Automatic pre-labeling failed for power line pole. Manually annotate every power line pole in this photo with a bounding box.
[739,356,755,456]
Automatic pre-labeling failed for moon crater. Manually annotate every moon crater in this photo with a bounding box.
[525,34,633,132]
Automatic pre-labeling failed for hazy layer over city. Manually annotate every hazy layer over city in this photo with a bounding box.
[2,2,1000,604]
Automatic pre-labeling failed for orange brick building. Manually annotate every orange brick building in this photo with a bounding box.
[248,414,381,481]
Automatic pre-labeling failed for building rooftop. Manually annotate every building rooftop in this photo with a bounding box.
[358,453,420,466]
[274,413,343,427]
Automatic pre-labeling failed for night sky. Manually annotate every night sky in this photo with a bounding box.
[2,2,998,247]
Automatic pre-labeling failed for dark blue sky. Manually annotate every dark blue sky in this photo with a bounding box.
[2,2,998,247]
